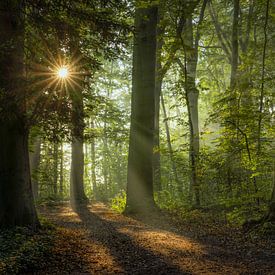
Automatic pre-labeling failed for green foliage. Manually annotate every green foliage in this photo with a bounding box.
[0,221,56,274]
[111,191,126,213]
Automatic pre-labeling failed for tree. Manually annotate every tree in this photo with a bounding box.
[0,0,39,228]
[176,0,207,206]
[70,66,88,208]
[29,136,42,200]
[153,2,184,193]
[125,2,158,213]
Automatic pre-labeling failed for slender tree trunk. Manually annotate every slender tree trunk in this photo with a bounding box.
[269,158,275,221]
[125,3,158,213]
[53,142,58,197]
[29,136,41,200]
[181,16,201,206]
[259,0,273,220]
[160,92,180,193]
[102,121,109,198]
[90,121,97,199]
[115,144,124,190]
[176,1,207,206]
[0,0,39,228]
[153,9,185,194]
[230,0,239,91]
[257,0,270,155]
[59,142,64,197]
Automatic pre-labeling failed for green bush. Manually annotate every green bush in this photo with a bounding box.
[111,191,126,213]
[0,221,55,274]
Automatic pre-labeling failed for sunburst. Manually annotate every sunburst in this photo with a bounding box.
[28,47,87,97]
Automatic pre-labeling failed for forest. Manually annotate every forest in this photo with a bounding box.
[0,0,274,274]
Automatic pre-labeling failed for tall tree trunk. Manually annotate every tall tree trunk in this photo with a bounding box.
[257,0,269,155]
[29,136,41,200]
[230,0,239,91]
[152,9,164,193]
[125,3,158,214]
[259,0,273,220]
[90,121,97,199]
[153,9,185,193]
[177,1,207,206]
[153,63,162,192]
[160,92,180,193]
[102,121,110,198]
[179,16,200,206]
[70,90,87,209]
[59,142,64,197]
[53,142,58,197]
[0,0,39,228]
[269,158,275,221]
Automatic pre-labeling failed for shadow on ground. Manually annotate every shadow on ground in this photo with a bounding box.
[40,203,275,275]
[74,204,189,274]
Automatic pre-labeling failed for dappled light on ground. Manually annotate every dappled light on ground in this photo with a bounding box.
[39,203,275,274]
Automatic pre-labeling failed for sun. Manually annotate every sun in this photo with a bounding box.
[57,67,69,79]
[29,49,87,95]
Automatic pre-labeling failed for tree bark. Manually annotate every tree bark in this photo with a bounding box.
[29,136,41,200]
[70,90,87,209]
[269,158,275,221]
[153,9,185,193]
[125,3,158,213]
[53,142,58,196]
[59,142,64,197]
[230,0,240,91]
[177,19,200,206]
[90,121,97,199]
[160,91,180,192]
[153,52,162,192]
[0,0,39,228]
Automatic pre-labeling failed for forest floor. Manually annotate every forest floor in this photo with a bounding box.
[1,202,275,274]
[39,203,275,274]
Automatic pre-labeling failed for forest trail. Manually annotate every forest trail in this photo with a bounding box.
[39,203,274,275]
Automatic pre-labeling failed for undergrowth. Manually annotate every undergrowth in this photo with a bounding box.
[0,219,55,274]
[111,191,126,213]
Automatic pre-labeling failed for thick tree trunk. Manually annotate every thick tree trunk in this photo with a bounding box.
[152,12,164,193]
[70,91,87,208]
[0,0,39,228]
[125,3,158,213]
[29,136,41,200]
[153,71,162,192]
[71,138,87,207]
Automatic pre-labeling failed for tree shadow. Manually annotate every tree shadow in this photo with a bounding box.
[74,204,191,274]
[74,204,275,275]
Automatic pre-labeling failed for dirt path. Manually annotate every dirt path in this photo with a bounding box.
[39,203,275,274]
